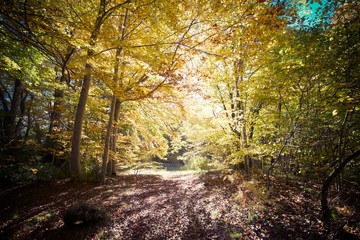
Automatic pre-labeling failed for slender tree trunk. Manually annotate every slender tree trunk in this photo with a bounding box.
[5,79,22,140]
[106,140,114,175]
[46,71,67,163]
[334,110,351,192]
[109,99,122,175]
[101,9,128,183]
[15,91,28,137]
[70,68,93,174]
[24,95,34,140]
[267,131,294,190]
[69,0,106,176]
[49,73,66,134]
[101,96,116,183]
[321,150,360,222]
[242,124,251,178]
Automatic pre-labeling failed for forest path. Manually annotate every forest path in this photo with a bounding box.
[102,170,240,239]
[0,170,340,240]
[1,170,243,240]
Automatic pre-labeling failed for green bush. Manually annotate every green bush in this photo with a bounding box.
[0,164,37,184]
[0,161,70,184]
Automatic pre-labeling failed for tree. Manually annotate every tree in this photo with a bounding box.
[0,39,56,145]
[100,8,128,183]
[69,0,131,176]
[321,150,360,222]
[193,0,290,175]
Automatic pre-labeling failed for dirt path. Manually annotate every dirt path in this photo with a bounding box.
[1,170,356,239]
[0,171,243,240]
[101,171,240,239]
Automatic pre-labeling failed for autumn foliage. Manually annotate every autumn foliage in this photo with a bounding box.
[0,0,359,238]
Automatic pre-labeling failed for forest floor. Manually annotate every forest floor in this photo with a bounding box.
[0,170,359,240]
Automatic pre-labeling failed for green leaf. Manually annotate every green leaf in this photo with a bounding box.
[1,56,21,71]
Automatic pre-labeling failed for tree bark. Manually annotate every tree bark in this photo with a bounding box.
[69,0,107,176]
[109,99,122,175]
[321,150,360,222]
[70,66,93,175]
[101,9,128,183]
[24,94,34,140]
[101,95,117,184]
[46,70,67,163]
[9,79,22,138]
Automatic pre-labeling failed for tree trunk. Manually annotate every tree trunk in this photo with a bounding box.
[101,9,128,183]
[24,95,34,140]
[69,0,110,176]
[46,72,67,163]
[321,150,360,222]
[70,68,92,175]
[109,99,122,175]
[267,131,294,190]
[106,148,113,175]
[101,96,116,184]
[49,73,66,134]
[5,79,22,140]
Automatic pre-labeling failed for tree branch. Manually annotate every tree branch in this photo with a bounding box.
[321,150,360,222]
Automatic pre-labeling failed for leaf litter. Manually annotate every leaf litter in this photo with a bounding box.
[0,171,359,239]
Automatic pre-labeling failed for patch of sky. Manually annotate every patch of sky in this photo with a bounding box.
[288,0,337,29]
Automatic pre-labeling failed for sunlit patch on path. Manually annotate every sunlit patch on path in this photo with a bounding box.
[103,170,239,239]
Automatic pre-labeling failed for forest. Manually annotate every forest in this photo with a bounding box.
[0,0,359,239]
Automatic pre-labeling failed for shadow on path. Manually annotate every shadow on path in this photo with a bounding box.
[0,173,243,240]
[1,171,352,239]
